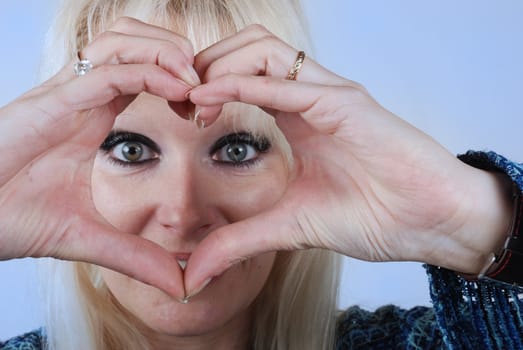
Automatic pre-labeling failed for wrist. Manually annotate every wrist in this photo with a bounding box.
[454,169,514,275]
[410,151,523,285]
[400,162,513,275]
[417,164,513,275]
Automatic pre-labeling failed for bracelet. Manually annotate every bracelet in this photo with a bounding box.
[478,183,523,288]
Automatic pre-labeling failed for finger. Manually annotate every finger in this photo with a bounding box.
[50,32,200,87]
[47,63,192,117]
[1,64,191,182]
[85,32,200,86]
[194,24,273,75]
[188,74,320,127]
[109,17,195,63]
[184,207,302,298]
[63,217,185,300]
[196,25,347,86]
[189,74,366,132]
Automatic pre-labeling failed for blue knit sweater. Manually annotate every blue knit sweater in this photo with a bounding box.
[2,151,523,349]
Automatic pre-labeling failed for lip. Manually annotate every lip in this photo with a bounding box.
[173,252,191,260]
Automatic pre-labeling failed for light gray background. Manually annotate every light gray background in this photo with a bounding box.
[1,0,522,340]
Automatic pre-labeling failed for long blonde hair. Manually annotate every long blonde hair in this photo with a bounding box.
[39,1,342,349]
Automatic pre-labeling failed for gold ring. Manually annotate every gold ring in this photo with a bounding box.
[286,51,306,81]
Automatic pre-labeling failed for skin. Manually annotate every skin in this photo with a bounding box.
[0,18,201,299]
[92,93,284,348]
[0,16,514,345]
[183,24,514,295]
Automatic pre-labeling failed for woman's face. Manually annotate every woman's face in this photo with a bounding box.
[91,93,288,336]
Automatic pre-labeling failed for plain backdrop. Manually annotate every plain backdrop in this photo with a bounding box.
[1,0,522,340]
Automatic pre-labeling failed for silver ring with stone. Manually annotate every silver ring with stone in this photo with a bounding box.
[73,50,93,76]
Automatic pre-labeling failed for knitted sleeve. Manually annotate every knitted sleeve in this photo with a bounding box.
[336,151,523,349]
[426,265,523,349]
[426,150,523,350]
[0,329,45,350]
[335,305,443,349]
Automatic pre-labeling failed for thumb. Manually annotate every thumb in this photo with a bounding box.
[184,206,303,298]
[60,217,186,301]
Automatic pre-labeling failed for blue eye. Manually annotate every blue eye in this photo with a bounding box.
[210,132,271,166]
[213,142,258,163]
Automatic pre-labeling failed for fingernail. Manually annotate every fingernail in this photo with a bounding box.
[185,277,213,302]
[181,66,201,87]
[193,109,205,130]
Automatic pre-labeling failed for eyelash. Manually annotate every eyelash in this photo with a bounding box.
[99,131,160,168]
[99,131,271,169]
[209,132,271,168]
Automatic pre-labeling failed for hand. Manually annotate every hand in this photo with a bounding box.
[184,25,512,296]
[0,17,199,300]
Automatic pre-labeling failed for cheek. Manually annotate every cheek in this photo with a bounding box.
[210,159,289,221]
[90,168,148,232]
[90,173,119,226]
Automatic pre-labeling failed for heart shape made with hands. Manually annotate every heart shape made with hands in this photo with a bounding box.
[180,50,485,298]
[1,15,483,302]
[116,21,503,298]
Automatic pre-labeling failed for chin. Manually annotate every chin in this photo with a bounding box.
[137,281,250,336]
[101,253,276,337]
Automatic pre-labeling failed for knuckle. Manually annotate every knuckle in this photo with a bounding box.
[342,85,371,102]
[111,16,140,31]
[157,43,192,69]
[243,23,272,38]
[93,30,120,43]
[348,80,368,93]
[220,73,243,94]
[257,35,284,59]
[157,40,175,55]
[95,64,114,77]
[258,34,279,47]
[177,36,194,56]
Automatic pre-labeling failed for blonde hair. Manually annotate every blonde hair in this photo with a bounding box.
[40,1,342,349]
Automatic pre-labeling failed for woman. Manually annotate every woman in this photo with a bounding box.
[1,0,522,349]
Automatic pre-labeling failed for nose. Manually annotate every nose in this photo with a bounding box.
[152,161,214,241]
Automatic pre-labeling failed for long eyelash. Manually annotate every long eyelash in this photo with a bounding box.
[100,130,160,153]
[209,132,271,168]
[209,132,271,155]
[99,130,161,168]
